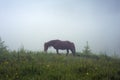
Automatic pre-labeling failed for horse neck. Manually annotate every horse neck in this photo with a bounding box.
[47,41,55,47]
[48,40,59,46]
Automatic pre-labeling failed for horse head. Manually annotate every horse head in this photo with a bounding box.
[44,40,57,52]
[44,42,49,52]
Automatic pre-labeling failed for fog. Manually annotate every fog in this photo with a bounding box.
[0,0,120,55]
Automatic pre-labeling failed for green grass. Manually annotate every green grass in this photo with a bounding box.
[0,52,120,80]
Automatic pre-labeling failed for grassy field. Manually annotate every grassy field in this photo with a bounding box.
[0,51,120,80]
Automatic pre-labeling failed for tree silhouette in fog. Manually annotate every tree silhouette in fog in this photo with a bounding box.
[82,41,92,54]
[0,37,7,53]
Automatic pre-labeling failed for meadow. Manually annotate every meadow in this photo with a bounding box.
[0,38,120,80]
[0,50,120,80]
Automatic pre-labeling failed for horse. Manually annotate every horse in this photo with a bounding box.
[44,40,76,56]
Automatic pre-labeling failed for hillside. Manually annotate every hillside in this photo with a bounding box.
[0,51,120,80]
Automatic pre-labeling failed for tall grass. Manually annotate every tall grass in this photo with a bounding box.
[0,51,120,80]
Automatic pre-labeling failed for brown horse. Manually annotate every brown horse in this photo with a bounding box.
[44,40,76,56]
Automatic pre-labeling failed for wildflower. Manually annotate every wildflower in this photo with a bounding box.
[47,65,50,67]
[86,72,89,75]
[15,73,19,78]
[6,75,8,77]
[15,73,18,75]
[95,67,98,70]
[4,61,8,64]
[16,75,19,78]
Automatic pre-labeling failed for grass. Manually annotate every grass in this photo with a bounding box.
[0,51,120,80]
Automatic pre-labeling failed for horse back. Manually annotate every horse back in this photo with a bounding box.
[53,40,75,49]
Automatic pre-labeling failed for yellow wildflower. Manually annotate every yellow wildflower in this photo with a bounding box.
[86,72,89,75]
[4,61,8,64]
[47,65,50,67]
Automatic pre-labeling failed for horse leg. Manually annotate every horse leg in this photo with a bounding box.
[66,49,69,56]
[56,49,60,55]
[71,49,75,56]
[56,49,58,54]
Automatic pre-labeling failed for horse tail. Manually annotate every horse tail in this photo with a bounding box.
[71,43,76,56]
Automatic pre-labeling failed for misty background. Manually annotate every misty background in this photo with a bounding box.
[0,0,120,55]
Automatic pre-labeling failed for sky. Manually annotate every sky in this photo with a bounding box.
[0,0,120,55]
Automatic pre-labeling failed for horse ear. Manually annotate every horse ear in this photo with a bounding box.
[44,42,47,45]
[44,42,46,45]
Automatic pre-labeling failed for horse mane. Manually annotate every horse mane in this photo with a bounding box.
[47,39,60,45]
[47,39,74,45]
